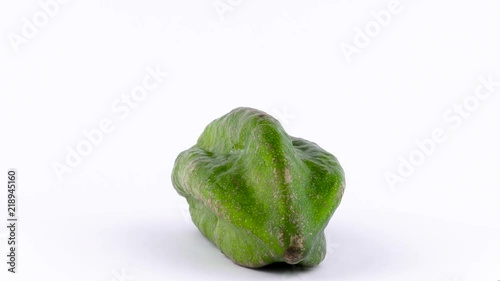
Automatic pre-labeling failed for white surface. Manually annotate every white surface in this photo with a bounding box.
[1,0,500,280]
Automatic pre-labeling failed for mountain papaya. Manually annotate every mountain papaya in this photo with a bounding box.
[171,107,345,268]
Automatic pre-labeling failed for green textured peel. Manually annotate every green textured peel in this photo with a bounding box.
[172,107,345,268]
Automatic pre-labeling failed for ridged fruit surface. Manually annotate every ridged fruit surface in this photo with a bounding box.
[172,107,345,268]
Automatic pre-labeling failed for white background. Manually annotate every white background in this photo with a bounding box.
[1,0,499,280]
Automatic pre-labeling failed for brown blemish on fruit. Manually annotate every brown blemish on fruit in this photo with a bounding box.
[284,235,305,264]
[284,247,302,264]
[284,168,292,184]
[277,231,284,247]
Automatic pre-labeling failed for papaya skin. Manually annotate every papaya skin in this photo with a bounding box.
[172,107,345,268]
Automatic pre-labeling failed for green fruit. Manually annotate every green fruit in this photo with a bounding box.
[171,107,345,268]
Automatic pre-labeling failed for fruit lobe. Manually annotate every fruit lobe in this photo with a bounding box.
[172,107,345,268]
